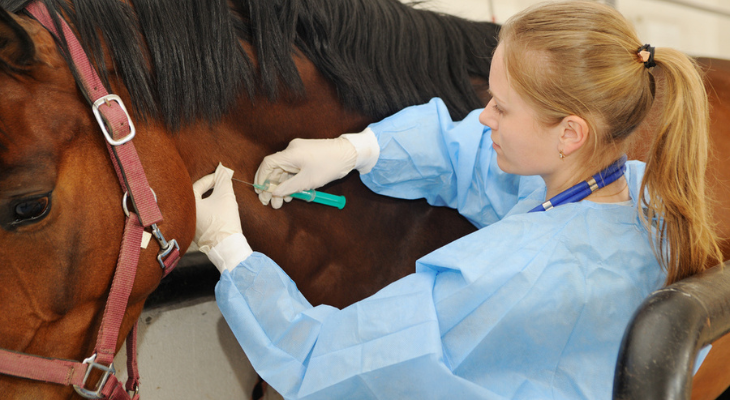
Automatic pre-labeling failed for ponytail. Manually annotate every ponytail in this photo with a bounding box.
[640,50,724,284]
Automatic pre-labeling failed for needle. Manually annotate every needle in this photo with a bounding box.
[231,177,264,190]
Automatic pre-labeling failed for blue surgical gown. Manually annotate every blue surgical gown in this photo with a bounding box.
[215,98,666,399]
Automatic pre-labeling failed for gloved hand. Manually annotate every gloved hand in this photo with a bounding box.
[192,163,243,254]
[255,130,380,209]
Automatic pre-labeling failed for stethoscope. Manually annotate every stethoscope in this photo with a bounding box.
[529,155,628,213]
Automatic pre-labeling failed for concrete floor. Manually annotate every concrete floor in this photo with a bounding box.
[114,298,284,400]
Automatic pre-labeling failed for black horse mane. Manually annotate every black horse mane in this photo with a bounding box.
[2,0,498,130]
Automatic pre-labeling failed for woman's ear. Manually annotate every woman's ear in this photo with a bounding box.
[558,115,589,157]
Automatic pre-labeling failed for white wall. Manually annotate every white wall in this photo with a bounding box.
[403,0,730,60]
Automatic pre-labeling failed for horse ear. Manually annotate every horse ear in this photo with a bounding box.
[0,7,35,70]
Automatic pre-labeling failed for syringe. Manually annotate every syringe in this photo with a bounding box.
[232,178,346,209]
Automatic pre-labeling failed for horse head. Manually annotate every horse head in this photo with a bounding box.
[0,6,194,399]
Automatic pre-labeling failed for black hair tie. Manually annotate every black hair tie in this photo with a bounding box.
[638,44,656,69]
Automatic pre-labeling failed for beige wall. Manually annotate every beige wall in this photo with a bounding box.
[403,0,730,60]
[621,0,728,59]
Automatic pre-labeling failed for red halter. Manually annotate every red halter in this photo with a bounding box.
[0,2,181,399]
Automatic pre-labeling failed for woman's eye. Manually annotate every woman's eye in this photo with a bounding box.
[494,104,504,114]
[12,195,51,226]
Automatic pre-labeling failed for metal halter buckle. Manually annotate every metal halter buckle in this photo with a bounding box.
[73,354,116,399]
[92,94,136,146]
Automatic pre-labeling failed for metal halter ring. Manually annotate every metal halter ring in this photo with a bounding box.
[121,189,157,218]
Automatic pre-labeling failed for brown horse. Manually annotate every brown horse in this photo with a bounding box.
[686,57,730,400]
[0,0,493,398]
[0,1,728,399]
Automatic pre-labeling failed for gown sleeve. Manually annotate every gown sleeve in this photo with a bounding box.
[216,250,505,400]
[360,98,523,228]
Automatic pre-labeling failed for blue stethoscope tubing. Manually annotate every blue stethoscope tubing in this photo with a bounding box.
[529,155,628,213]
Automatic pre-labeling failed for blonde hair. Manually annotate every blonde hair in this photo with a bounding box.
[499,1,723,285]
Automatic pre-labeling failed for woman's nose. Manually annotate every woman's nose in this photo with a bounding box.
[479,100,497,130]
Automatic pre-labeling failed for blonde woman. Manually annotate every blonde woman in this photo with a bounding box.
[193,1,723,398]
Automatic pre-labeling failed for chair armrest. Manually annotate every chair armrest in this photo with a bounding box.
[613,261,730,400]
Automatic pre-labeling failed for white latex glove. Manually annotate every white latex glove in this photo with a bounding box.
[192,163,243,253]
[255,129,379,209]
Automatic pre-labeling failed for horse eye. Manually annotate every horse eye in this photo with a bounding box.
[12,195,51,226]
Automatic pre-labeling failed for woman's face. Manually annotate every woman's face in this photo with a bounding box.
[479,43,561,178]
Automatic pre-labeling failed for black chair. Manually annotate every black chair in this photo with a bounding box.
[613,261,730,399]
